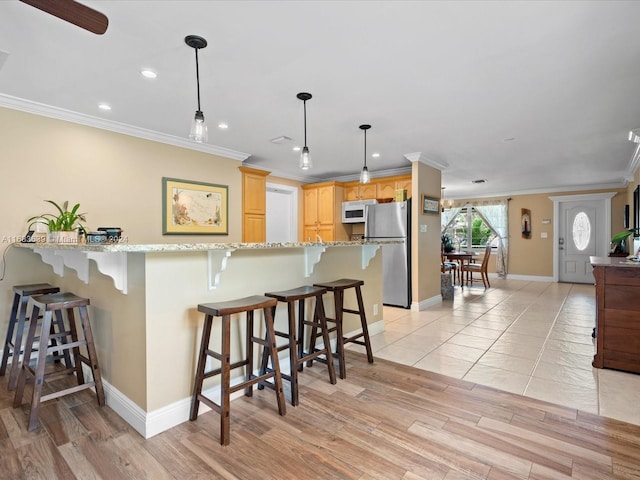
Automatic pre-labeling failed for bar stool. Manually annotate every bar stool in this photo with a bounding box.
[190,295,286,446]
[310,279,374,379]
[13,292,105,431]
[1,283,61,391]
[258,285,336,406]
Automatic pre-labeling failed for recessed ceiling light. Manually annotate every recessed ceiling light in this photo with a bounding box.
[292,146,301,152]
[218,123,229,129]
[141,69,157,79]
[471,179,486,184]
[98,103,111,111]
[372,153,380,158]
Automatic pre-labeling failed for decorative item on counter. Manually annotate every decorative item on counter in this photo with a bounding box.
[27,200,86,244]
[98,227,123,242]
[86,231,108,244]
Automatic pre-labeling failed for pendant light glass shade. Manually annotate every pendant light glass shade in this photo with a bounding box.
[300,146,311,170]
[359,124,371,184]
[360,165,370,184]
[297,92,312,170]
[185,35,208,143]
[190,110,208,143]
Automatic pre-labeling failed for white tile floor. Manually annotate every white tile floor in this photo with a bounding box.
[364,278,640,426]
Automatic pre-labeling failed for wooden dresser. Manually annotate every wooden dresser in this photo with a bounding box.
[590,256,640,374]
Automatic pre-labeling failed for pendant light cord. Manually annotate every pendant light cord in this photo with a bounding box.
[195,47,202,112]
[303,100,308,146]
[363,128,367,168]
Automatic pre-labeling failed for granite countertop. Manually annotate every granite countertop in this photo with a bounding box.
[14,239,398,253]
[590,256,640,268]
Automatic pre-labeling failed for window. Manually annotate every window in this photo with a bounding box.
[572,211,591,251]
[442,207,497,250]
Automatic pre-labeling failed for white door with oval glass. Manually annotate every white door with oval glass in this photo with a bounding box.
[559,201,602,283]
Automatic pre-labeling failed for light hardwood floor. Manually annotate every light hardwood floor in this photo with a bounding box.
[2,346,640,479]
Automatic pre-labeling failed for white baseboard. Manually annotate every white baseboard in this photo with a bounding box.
[411,295,441,311]
[503,274,554,282]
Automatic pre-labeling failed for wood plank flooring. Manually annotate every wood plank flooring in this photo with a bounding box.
[1,351,640,479]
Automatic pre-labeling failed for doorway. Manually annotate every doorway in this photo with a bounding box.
[266,183,298,243]
[550,193,615,283]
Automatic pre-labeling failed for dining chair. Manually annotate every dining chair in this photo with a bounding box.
[441,252,458,281]
[461,244,492,288]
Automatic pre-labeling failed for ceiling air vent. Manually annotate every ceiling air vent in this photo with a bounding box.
[270,136,292,144]
[0,50,9,72]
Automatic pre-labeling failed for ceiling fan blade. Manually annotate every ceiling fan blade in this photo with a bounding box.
[19,0,108,35]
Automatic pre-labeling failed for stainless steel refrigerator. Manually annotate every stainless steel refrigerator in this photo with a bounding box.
[364,199,411,308]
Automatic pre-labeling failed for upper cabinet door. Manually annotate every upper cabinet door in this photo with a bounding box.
[303,187,319,225]
[317,185,335,225]
[243,173,267,214]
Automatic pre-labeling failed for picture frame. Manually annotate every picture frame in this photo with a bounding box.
[521,208,531,239]
[421,194,440,215]
[634,186,640,239]
[162,177,228,235]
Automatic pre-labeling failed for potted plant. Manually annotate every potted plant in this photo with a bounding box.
[28,200,87,244]
[610,229,634,254]
[441,233,454,253]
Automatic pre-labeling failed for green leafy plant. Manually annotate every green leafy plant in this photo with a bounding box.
[28,200,87,234]
[611,229,634,243]
[441,233,454,253]
[610,229,634,254]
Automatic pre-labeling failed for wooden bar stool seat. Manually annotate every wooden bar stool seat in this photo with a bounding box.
[190,295,286,446]
[1,283,61,391]
[311,279,374,379]
[258,285,336,406]
[13,292,105,431]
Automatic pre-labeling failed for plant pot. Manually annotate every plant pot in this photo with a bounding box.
[47,231,78,244]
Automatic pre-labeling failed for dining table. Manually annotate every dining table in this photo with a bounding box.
[444,251,478,285]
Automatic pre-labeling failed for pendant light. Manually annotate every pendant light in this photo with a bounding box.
[359,124,371,184]
[297,92,312,170]
[185,35,208,143]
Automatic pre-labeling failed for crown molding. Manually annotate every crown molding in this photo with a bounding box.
[0,94,250,161]
[403,152,449,170]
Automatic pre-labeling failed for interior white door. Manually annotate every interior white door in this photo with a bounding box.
[558,200,603,283]
[266,183,298,243]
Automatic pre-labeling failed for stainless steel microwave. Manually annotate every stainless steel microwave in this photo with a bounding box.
[341,199,377,223]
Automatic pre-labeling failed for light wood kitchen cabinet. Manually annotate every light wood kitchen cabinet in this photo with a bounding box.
[376,180,397,199]
[344,183,376,201]
[395,176,412,199]
[344,175,411,202]
[239,166,270,242]
[301,181,348,242]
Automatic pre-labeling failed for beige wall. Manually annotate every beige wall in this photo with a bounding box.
[0,106,243,380]
[412,161,442,304]
[453,187,628,277]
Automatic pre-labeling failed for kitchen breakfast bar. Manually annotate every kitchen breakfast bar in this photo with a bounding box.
[13,240,386,438]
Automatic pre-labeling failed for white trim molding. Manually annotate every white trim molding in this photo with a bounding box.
[549,192,616,282]
[0,93,250,161]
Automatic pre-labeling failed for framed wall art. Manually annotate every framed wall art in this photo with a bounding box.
[421,194,440,215]
[162,177,228,235]
[521,208,531,239]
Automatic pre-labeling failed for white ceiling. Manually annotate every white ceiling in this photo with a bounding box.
[1,0,640,199]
